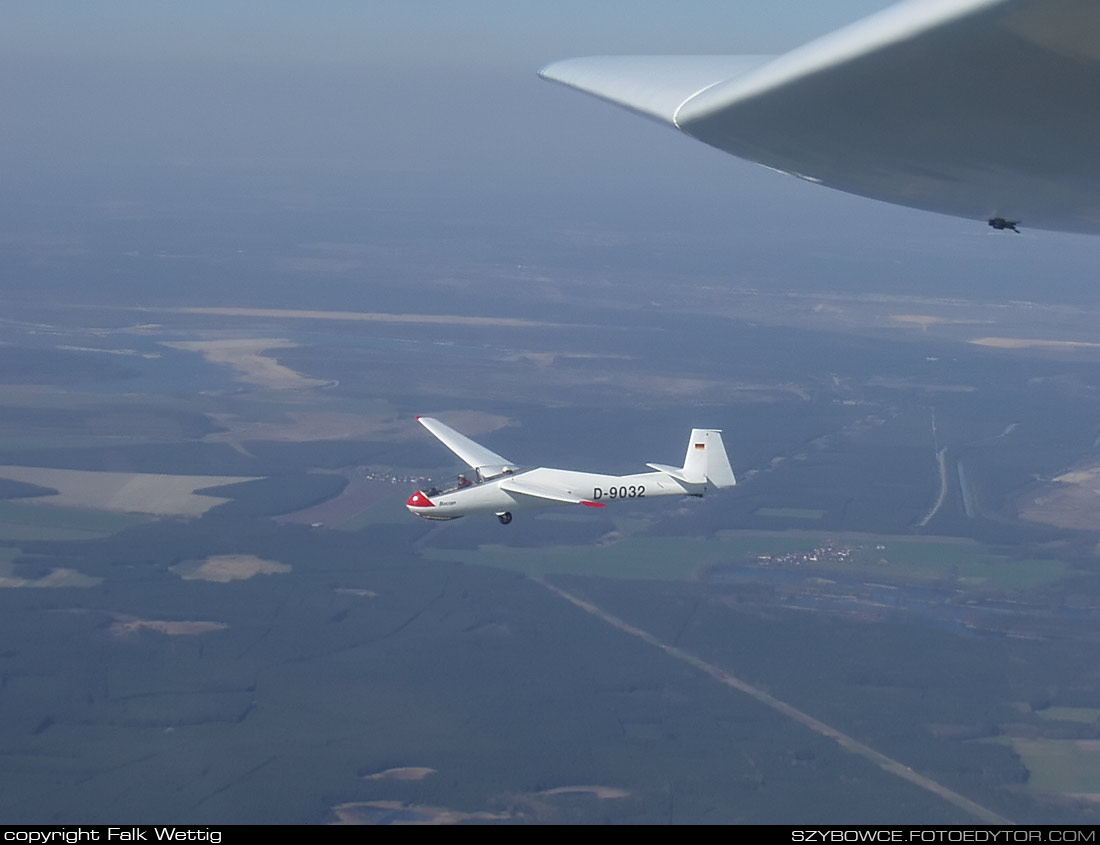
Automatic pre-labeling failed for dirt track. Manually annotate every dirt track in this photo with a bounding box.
[541,579,1013,825]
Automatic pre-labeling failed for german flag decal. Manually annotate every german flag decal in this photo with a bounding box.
[694,443,705,450]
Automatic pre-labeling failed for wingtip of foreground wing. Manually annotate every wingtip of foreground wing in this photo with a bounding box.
[538,54,772,127]
[535,60,559,82]
[537,57,591,83]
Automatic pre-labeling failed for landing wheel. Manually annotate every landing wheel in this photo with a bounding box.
[497,512,512,525]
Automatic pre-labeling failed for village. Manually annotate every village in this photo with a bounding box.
[754,542,889,569]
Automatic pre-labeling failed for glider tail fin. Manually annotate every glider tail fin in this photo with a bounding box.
[684,429,736,489]
[647,429,737,489]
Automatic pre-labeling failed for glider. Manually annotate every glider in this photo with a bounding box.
[539,0,1100,235]
[407,416,736,524]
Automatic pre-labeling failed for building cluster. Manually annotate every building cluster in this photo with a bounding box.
[755,543,865,568]
[358,468,430,486]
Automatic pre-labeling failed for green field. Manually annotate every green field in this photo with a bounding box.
[334,493,411,530]
[867,539,1068,589]
[756,507,826,519]
[424,535,734,580]
[1037,708,1100,725]
[994,738,1100,794]
[0,501,152,540]
[425,529,1070,590]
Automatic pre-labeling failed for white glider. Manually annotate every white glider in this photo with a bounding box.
[407,416,735,524]
[539,0,1100,235]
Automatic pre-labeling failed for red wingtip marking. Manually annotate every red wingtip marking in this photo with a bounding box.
[406,491,434,508]
[581,501,605,508]
[415,415,422,420]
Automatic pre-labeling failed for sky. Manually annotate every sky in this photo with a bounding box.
[1,1,895,170]
[3,2,895,66]
[4,0,1100,308]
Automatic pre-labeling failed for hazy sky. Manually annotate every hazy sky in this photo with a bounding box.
[4,1,1100,307]
[0,1,897,200]
[3,2,894,66]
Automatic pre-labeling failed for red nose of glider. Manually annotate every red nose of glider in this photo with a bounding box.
[406,491,434,509]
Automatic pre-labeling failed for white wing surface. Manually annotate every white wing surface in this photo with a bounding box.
[416,416,517,479]
[540,0,1100,234]
[499,476,603,506]
[537,55,771,126]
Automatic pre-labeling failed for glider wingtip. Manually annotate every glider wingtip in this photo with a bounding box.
[537,57,585,82]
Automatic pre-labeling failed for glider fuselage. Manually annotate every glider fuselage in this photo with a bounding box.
[406,418,735,524]
[406,466,703,520]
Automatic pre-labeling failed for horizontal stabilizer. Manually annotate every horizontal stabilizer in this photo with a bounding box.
[646,462,703,485]
[500,477,602,507]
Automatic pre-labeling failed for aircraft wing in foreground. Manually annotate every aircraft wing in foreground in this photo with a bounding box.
[407,416,735,524]
[540,0,1100,235]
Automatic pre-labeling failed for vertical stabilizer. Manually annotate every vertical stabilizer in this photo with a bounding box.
[696,429,736,488]
[680,429,736,488]
[680,430,710,484]
[647,428,736,489]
